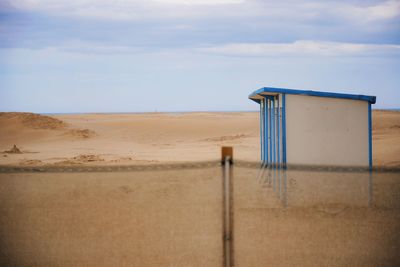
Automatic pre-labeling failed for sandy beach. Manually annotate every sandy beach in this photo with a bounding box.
[1,164,399,266]
[0,112,259,166]
[0,110,399,167]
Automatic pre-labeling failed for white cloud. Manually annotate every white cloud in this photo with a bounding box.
[70,6,140,21]
[42,41,145,55]
[13,40,400,58]
[196,41,400,57]
[8,0,400,22]
[155,0,244,5]
[8,0,248,20]
[4,0,268,23]
[9,0,144,20]
[336,0,400,23]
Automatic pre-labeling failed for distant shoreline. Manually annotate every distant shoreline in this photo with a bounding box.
[39,111,261,116]
[37,108,400,115]
[1,109,399,116]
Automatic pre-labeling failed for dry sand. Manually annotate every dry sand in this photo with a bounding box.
[373,110,400,167]
[0,112,259,166]
[0,110,399,167]
[0,166,398,266]
[0,167,224,266]
[233,167,400,266]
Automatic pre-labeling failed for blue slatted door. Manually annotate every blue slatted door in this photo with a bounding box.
[269,94,284,166]
[261,95,284,165]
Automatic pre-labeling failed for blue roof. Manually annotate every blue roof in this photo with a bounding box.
[249,87,376,104]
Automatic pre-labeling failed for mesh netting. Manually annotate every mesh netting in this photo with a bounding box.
[0,162,399,266]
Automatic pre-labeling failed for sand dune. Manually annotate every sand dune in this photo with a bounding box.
[0,112,66,129]
[0,111,399,167]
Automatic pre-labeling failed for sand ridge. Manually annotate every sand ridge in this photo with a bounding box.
[63,128,97,139]
[0,112,66,130]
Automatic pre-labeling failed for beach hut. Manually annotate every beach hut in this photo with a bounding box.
[249,87,376,168]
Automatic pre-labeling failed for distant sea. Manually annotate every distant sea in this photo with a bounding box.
[40,110,260,116]
[40,108,400,116]
[375,108,400,111]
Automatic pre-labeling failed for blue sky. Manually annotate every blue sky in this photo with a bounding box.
[0,0,399,112]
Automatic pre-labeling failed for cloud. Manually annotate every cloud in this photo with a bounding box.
[196,40,400,57]
[335,0,400,23]
[7,40,399,58]
[7,0,400,22]
[154,0,244,5]
[9,0,145,21]
[2,0,399,53]
[32,41,146,55]
[7,0,247,21]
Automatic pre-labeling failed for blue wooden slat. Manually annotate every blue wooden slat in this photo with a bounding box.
[264,98,268,163]
[269,98,272,164]
[368,103,372,170]
[272,98,276,164]
[263,98,266,162]
[277,95,280,165]
[260,99,264,161]
[282,94,287,165]
[261,101,262,161]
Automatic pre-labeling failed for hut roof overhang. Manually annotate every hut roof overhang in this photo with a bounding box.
[249,87,376,104]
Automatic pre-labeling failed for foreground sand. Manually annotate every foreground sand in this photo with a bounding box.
[0,110,399,166]
[1,166,398,266]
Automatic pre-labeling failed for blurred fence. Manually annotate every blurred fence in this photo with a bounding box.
[0,161,399,266]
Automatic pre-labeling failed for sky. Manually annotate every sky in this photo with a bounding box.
[0,0,399,112]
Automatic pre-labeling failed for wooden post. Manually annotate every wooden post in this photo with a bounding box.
[221,146,233,267]
[221,146,233,165]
